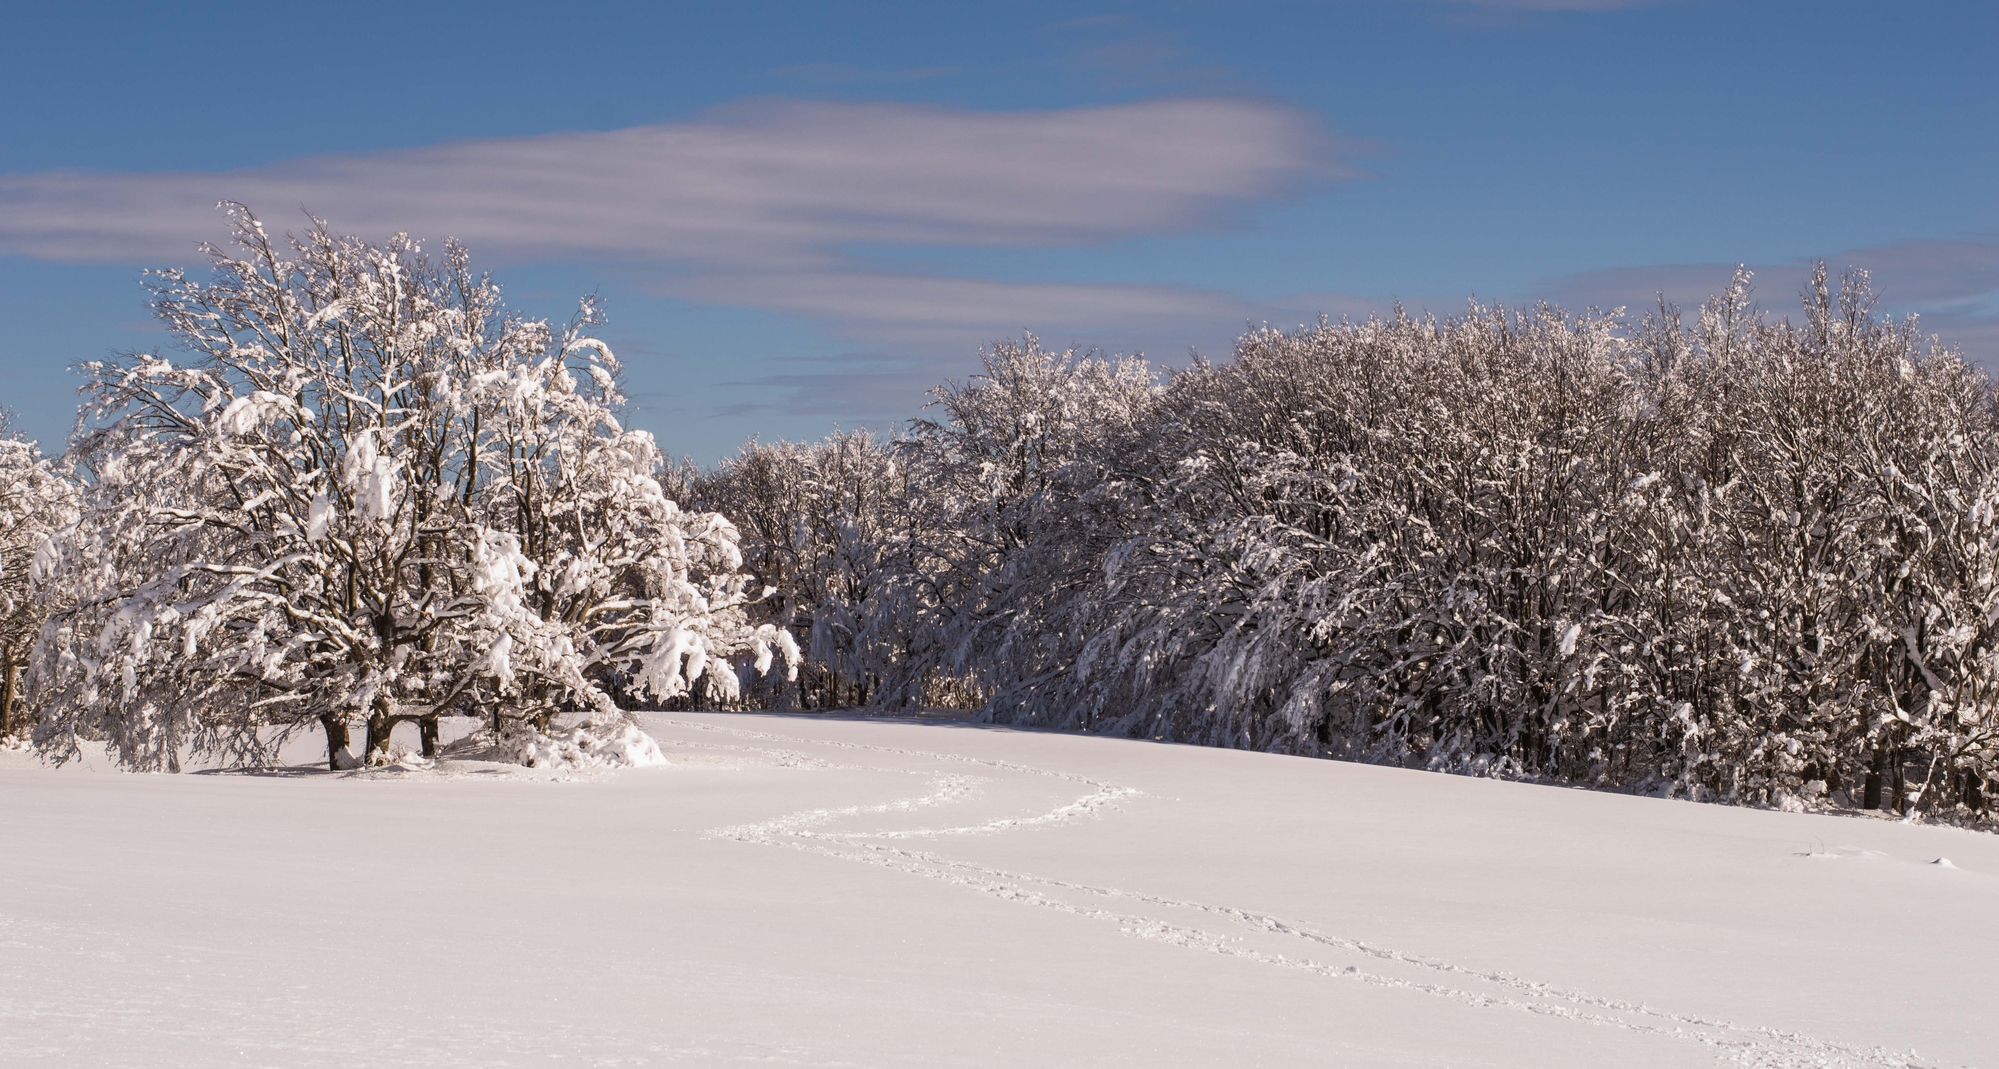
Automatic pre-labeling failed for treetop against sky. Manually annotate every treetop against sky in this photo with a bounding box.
[0,0,1992,459]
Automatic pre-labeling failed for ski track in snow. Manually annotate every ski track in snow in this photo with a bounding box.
[663,717,1954,1069]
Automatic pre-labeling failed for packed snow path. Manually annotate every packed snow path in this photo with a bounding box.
[3,714,1993,1068]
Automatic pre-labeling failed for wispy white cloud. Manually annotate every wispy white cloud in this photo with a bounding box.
[1430,0,1665,27]
[768,63,956,85]
[669,271,1253,348]
[1041,13,1245,92]
[1532,237,1999,312]
[0,98,1332,268]
[688,234,1999,422]
[1444,0,1660,10]
[1525,236,1999,363]
[0,96,1345,428]
[659,273,1412,423]
[711,352,945,423]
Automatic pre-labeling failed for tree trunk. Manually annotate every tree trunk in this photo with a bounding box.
[1863,747,1886,810]
[0,651,16,739]
[419,714,440,759]
[1964,769,1985,814]
[364,700,396,765]
[320,715,352,771]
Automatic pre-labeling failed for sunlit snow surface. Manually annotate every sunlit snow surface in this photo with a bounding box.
[2,713,1992,1068]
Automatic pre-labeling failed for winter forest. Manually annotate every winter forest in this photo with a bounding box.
[3,207,1995,823]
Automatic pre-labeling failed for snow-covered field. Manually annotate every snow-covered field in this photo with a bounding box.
[2,712,1991,1068]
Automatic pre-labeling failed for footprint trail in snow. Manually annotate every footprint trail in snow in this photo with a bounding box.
[661,717,1955,1069]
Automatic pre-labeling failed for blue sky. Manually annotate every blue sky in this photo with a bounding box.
[2,0,1994,459]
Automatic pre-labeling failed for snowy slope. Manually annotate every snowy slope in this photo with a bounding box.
[2,713,1992,1069]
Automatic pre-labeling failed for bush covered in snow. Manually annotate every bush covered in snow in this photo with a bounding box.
[693,429,917,710]
[693,337,1157,713]
[501,715,670,772]
[0,420,78,740]
[714,271,1999,820]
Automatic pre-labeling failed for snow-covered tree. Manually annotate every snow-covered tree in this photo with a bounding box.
[701,340,1158,714]
[959,304,1649,762]
[29,206,794,771]
[0,418,78,741]
[696,430,913,709]
[1646,268,1999,812]
[897,337,1158,708]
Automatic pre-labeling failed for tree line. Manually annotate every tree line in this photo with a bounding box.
[1,209,1992,820]
[692,270,1997,819]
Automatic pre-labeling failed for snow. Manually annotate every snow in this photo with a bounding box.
[2,712,1993,1068]
[505,715,670,771]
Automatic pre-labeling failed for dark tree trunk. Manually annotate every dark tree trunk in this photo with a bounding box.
[1890,753,1908,815]
[320,715,352,771]
[0,652,17,738]
[419,714,440,759]
[1863,747,1886,810]
[1965,770,1986,813]
[364,699,397,765]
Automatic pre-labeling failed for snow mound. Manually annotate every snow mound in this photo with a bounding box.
[506,718,668,772]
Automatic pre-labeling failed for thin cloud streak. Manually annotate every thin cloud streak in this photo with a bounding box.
[717,362,938,423]
[668,271,1253,348]
[0,96,1342,435]
[1431,0,1666,28]
[768,63,957,84]
[665,273,1401,426]
[0,98,1333,268]
[766,235,1999,413]
[1446,0,1659,10]
[1533,237,1999,313]
[1524,236,1999,365]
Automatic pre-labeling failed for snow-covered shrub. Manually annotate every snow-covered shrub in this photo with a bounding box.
[0,423,79,739]
[502,715,669,772]
[961,304,1647,765]
[894,337,1159,708]
[701,338,1158,713]
[903,271,1996,819]
[695,430,909,709]
[1633,268,1999,812]
[28,206,795,771]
